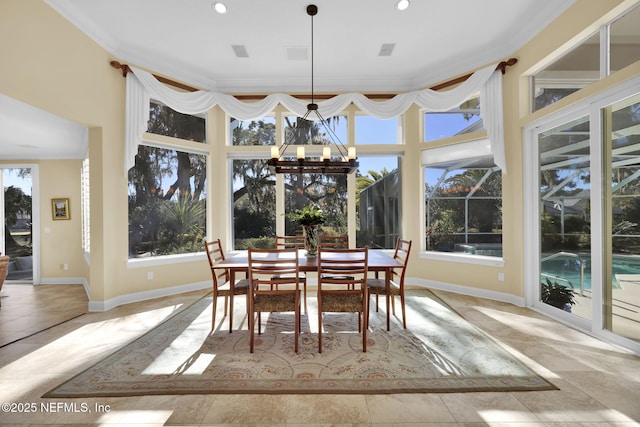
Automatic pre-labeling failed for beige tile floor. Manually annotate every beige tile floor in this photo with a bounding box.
[0,283,639,426]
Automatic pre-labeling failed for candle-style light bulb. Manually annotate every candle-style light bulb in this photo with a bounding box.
[348,147,356,160]
[271,146,279,159]
[297,146,305,159]
[322,146,331,160]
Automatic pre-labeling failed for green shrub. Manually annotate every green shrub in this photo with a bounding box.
[541,278,576,309]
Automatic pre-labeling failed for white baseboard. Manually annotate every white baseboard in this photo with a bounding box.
[40,275,523,313]
[291,276,524,307]
[87,281,211,312]
[407,277,526,307]
[38,277,86,285]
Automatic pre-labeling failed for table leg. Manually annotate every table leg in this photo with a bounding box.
[385,267,391,331]
[229,269,235,333]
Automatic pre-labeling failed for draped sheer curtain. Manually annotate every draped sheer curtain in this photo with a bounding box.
[125,63,505,173]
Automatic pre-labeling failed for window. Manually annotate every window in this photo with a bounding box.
[355,116,400,145]
[284,172,348,236]
[537,115,592,320]
[424,97,483,142]
[610,5,640,74]
[532,4,640,112]
[532,32,599,112]
[226,111,407,248]
[605,91,640,340]
[129,101,209,259]
[148,101,206,142]
[128,145,207,258]
[280,114,349,235]
[356,156,402,249]
[284,114,347,146]
[232,158,276,249]
[424,141,502,257]
[230,116,275,146]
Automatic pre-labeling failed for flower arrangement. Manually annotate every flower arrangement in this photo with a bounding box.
[288,204,326,227]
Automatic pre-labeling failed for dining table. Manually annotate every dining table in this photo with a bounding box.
[216,249,403,331]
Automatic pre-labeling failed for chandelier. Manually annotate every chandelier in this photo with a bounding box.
[268,4,358,175]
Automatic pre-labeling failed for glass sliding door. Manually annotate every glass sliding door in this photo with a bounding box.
[604,92,640,342]
[538,116,592,320]
[527,78,640,353]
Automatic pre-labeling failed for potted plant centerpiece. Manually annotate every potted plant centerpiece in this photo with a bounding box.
[288,204,325,257]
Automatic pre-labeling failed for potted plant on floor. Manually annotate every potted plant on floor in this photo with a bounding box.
[288,204,325,257]
[541,278,576,312]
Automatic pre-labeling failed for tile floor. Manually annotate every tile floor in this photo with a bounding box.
[0,283,639,426]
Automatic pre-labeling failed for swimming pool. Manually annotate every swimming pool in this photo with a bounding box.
[541,252,640,291]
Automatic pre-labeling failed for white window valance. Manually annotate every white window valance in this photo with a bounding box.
[125,64,506,173]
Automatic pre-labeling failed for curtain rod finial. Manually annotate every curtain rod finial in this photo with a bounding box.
[110,60,130,77]
[497,57,518,74]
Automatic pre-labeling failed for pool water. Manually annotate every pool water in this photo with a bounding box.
[541,253,640,290]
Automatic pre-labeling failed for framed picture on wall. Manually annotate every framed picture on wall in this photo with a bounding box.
[52,198,70,220]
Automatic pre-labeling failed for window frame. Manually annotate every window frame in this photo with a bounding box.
[81,157,90,256]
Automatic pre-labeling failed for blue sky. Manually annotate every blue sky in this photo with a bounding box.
[2,168,32,195]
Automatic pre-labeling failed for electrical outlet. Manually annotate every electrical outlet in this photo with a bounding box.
[498,272,505,281]
[147,271,153,280]
[63,263,69,270]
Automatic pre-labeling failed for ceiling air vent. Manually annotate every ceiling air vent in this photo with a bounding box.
[378,43,395,57]
[231,45,249,58]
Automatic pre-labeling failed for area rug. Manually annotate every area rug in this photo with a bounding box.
[44,289,556,397]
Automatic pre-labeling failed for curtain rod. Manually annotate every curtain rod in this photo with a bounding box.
[110,58,517,100]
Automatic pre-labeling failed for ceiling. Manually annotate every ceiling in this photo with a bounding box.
[46,0,575,94]
[1,0,576,161]
[0,94,88,161]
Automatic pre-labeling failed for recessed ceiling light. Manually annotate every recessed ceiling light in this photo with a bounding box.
[396,0,410,11]
[212,2,227,14]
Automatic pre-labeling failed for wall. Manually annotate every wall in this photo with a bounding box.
[38,160,84,279]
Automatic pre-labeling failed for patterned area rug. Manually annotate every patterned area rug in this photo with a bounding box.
[45,290,556,396]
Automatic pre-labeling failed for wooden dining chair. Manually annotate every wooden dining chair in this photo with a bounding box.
[367,238,412,329]
[204,239,250,332]
[317,247,368,353]
[275,235,305,249]
[319,235,353,287]
[318,235,349,249]
[274,235,308,313]
[248,247,302,353]
[0,255,9,307]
